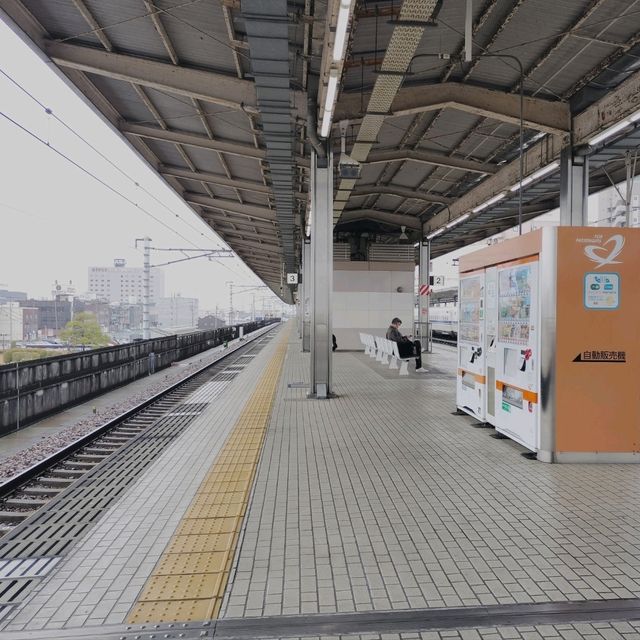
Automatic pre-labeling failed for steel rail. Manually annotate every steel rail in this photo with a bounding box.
[0,322,279,502]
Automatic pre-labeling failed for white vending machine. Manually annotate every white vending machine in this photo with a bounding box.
[493,258,539,450]
[484,267,498,426]
[456,271,486,420]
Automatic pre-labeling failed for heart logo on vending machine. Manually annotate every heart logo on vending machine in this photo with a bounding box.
[584,234,625,268]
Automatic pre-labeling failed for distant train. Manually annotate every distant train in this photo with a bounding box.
[428,287,458,339]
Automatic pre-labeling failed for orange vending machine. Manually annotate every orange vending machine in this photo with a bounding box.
[459,227,640,462]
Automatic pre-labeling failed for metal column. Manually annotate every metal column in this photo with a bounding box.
[559,146,589,226]
[418,238,432,351]
[302,239,311,352]
[309,150,333,398]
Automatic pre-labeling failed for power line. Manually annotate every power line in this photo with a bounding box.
[0,65,218,246]
[57,0,205,45]
[0,108,199,246]
[0,65,273,286]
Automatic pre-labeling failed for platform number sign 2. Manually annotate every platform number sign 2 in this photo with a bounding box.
[287,273,299,285]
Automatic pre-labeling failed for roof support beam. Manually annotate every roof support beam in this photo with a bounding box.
[339,209,421,230]
[161,165,271,195]
[351,185,453,205]
[222,237,281,253]
[336,82,571,135]
[184,192,276,220]
[45,41,259,113]
[161,165,308,200]
[425,68,640,233]
[366,149,496,175]
[209,218,281,234]
[121,123,266,161]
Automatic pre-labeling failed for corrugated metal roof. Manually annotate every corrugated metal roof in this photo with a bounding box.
[2,0,638,289]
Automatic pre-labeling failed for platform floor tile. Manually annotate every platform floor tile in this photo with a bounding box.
[255,620,640,640]
[222,338,640,619]
[0,327,283,632]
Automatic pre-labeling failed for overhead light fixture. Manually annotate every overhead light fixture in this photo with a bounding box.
[472,192,506,214]
[426,227,445,240]
[333,0,351,62]
[320,69,339,138]
[509,161,560,192]
[445,213,470,228]
[588,109,640,147]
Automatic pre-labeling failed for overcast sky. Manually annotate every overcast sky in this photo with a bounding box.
[0,16,286,315]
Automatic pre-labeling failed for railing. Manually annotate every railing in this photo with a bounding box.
[413,321,433,353]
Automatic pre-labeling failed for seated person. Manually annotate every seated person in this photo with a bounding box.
[386,317,428,373]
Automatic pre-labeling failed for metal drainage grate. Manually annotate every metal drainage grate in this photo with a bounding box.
[0,577,35,605]
[0,556,60,579]
[217,372,239,381]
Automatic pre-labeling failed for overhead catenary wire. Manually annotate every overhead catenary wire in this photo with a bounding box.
[0,109,199,247]
[0,65,219,245]
[57,0,205,45]
[0,67,268,286]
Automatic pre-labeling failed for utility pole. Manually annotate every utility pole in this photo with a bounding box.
[226,281,234,326]
[135,241,233,339]
[135,237,152,340]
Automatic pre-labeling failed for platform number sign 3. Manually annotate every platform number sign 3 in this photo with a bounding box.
[287,273,299,285]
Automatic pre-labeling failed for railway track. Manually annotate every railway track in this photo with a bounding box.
[0,324,278,536]
[432,337,457,347]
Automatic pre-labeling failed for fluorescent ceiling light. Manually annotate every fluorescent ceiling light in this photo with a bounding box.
[472,192,506,214]
[588,110,640,147]
[333,0,351,62]
[413,242,420,247]
[509,161,560,192]
[320,70,339,138]
[445,213,470,228]
[426,227,445,240]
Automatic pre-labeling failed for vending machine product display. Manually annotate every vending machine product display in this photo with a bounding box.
[494,259,539,449]
[456,272,485,420]
[458,227,640,462]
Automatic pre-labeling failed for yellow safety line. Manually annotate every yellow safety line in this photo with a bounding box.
[127,327,289,624]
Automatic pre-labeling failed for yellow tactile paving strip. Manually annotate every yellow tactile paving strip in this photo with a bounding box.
[127,328,289,624]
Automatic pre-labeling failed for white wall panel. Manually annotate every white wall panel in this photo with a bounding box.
[333,262,415,350]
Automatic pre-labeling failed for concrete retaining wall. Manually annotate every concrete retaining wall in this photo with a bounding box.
[0,321,274,435]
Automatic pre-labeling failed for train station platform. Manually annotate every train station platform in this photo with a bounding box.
[1,322,640,639]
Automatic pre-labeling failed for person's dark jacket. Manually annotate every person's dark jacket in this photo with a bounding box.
[386,325,406,342]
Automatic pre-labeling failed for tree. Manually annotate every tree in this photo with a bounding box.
[60,312,110,349]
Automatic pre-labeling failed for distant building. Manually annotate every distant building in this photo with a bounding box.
[109,303,143,333]
[156,295,199,329]
[197,314,227,330]
[88,259,164,305]
[0,289,27,302]
[19,299,72,336]
[22,307,39,341]
[74,299,111,329]
[0,302,24,344]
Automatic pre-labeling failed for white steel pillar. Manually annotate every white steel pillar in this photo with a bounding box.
[559,146,589,226]
[418,238,431,345]
[302,238,311,352]
[309,150,333,398]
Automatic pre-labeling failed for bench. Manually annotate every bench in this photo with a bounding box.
[360,333,411,376]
